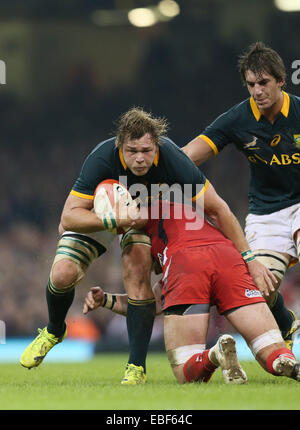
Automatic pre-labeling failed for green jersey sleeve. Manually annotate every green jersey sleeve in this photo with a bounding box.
[200,103,243,153]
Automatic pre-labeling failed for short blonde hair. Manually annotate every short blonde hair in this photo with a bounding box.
[115,107,168,147]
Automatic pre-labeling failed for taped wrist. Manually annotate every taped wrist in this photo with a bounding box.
[241,249,256,263]
[102,292,117,310]
[102,212,118,232]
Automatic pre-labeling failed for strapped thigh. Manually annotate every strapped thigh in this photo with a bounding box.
[120,228,151,253]
[50,233,106,287]
[252,249,289,280]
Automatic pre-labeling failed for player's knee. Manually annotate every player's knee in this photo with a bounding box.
[166,344,206,383]
[50,235,97,291]
[171,365,186,384]
[51,260,80,290]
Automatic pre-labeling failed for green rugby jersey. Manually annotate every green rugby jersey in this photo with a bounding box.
[200,91,300,215]
[71,136,209,204]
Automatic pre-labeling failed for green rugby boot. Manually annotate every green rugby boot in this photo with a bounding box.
[20,327,67,369]
[121,363,147,385]
[284,310,300,351]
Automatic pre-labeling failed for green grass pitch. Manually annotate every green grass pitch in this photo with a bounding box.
[1,352,300,410]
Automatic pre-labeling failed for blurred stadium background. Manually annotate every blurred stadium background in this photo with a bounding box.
[1,0,300,362]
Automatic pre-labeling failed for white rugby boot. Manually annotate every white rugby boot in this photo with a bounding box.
[209,334,247,384]
[272,354,300,381]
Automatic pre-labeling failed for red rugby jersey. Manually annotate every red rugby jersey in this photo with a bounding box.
[145,200,232,264]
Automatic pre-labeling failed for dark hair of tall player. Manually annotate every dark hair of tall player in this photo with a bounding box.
[238,41,286,88]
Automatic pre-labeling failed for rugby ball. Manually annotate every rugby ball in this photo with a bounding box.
[93,179,132,234]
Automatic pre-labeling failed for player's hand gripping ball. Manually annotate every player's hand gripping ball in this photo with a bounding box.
[93,179,133,234]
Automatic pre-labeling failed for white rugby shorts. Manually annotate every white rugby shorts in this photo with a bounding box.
[245,202,300,259]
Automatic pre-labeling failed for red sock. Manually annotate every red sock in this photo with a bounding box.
[266,348,296,375]
[183,350,218,383]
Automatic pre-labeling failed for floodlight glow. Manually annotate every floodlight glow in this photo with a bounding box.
[274,0,300,11]
[128,8,157,27]
[158,0,180,18]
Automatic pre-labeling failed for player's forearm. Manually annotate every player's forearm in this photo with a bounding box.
[202,183,250,254]
[106,293,164,316]
[84,284,163,316]
[209,204,250,254]
[102,291,162,316]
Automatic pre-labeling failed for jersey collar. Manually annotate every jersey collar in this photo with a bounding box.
[118,147,160,170]
[250,91,290,121]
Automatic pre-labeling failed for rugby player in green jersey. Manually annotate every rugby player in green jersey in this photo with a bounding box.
[20,107,274,384]
[184,42,300,349]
